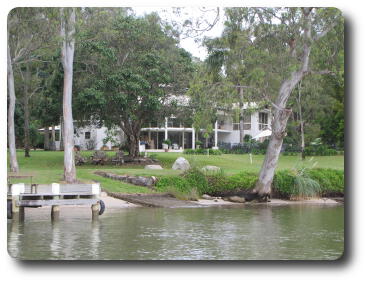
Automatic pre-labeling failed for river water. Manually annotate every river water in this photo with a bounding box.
[7,205,344,260]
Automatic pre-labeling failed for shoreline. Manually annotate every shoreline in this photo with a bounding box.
[104,191,343,208]
[8,193,343,220]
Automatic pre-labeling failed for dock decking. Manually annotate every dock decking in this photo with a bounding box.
[7,183,103,220]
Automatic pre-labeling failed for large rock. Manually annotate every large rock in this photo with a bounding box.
[201,165,221,172]
[127,176,155,187]
[145,164,163,170]
[227,196,246,203]
[172,157,190,170]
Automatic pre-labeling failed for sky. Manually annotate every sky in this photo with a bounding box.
[133,7,225,60]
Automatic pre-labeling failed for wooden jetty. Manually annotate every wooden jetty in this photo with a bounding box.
[7,183,104,220]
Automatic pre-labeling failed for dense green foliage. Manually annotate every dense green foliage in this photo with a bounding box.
[273,168,344,198]
[156,166,343,199]
[184,148,222,155]
[73,12,194,157]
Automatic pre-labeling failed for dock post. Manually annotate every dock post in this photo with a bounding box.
[91,183,101,219]
[91,203,100,219]
[51,205,60,221]
[51,183,61,221]
[11,183,25,221]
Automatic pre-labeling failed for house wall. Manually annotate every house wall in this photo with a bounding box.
[74,125,120,150]
[53,109,271,151]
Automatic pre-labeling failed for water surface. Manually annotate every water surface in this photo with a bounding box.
[8,205,344,260]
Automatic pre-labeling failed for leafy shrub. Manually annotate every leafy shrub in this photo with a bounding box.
[183,148,222,155]
[163,139,172,145]
[218,140,268,154]
[307,168,344,195]
[155,176,191,193]
[206,171,257,194]
[273,168,344,198]
[273,170,296,198]
[182,167,209,195]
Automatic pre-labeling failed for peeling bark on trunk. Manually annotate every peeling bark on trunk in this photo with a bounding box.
[7,44,19,172]
[253,8,315,200]
[61,8,76,183]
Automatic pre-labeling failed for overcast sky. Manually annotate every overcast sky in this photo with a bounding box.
[133,7,225,60]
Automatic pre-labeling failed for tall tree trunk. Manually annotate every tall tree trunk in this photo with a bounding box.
[7,44,19,172]
[23,63,31,157]
[253,8,313,200]
[59,118,64,151]
[44,126,50,150]
[239,86,244,145]
[61,8,76,183]
[50,125,56,151]
[120,121,141,158]
[296,82,305,160]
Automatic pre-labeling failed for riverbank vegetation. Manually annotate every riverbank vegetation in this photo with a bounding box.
[156,167,344,200]
[9,150,344,198]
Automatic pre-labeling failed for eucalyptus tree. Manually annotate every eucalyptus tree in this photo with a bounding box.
[243,8,343,200]
[7,8,53,167]
[60,7,77,183]
[74,12,194,157]
[203,7,343,200]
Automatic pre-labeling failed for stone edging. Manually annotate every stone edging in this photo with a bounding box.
[94,171,157,187]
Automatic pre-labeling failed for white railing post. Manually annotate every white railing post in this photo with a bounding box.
[164,117,168,140]
[11,183,25,196]
[213,120,218,149]
[51,183,60,195]
[92,183,101,196]
[192,127,195,149]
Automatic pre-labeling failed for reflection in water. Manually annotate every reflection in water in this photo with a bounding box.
[50,221,60,258]
[90,220,101,259]
[7,205,344,260]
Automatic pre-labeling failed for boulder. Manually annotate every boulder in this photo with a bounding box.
[145,164,163,170]
[227,196,246,203]
[201,165,221,172]
[172,157,190,170]
[201,194,214,200]
[127,176,155,187]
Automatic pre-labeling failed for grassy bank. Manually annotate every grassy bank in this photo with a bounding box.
[8,150,344,194]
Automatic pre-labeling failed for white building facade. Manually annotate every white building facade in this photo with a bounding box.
[49,104,271,152]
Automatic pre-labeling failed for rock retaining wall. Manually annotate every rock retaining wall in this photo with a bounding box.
[95,171,157,187]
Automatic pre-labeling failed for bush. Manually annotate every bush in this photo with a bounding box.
[156,167,344,199]
[218,140,268,154]
[273,168,344,198]
[183,148,222,155]
[307,168,344,195]
[182,167,209,195]
[155,176,191,193]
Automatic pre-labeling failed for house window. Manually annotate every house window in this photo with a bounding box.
[244,114,251,130]
[259,112,269,130]
[85,132,91,140]
[232,115,251,130]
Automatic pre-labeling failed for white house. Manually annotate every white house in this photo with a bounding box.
[44,101,271,152]
[139,102,271,151]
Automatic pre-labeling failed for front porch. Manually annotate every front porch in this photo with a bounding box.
[140,120,230,151]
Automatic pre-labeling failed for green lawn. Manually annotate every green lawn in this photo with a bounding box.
[8,150,344,193]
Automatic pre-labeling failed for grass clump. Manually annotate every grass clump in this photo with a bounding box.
[273,168,344,199]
